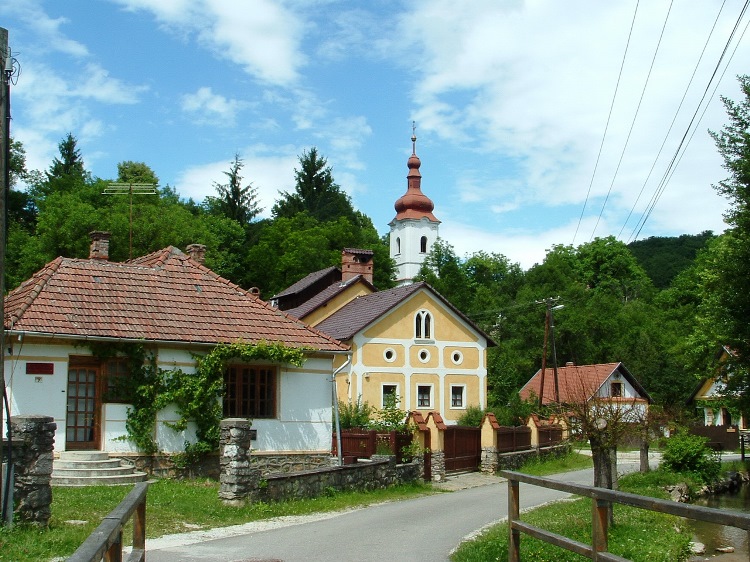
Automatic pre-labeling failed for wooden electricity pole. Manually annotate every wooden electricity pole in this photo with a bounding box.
[0,26,10,526]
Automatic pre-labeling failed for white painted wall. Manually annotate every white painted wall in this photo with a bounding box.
[5,340,334,454]
[390,218,439,285]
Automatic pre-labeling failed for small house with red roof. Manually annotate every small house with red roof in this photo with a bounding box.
[4,232,348,460]
[520,362,650,420]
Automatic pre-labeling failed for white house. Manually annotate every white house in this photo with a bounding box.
[3,232,348,461]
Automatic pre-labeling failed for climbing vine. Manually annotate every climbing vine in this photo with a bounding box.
[89,340,308,457]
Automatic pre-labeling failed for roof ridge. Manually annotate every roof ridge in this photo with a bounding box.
[7,256,64,328]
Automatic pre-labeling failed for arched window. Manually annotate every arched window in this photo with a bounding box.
[415,310,432,339]
[420,236,428,253]
[396,237,401,255]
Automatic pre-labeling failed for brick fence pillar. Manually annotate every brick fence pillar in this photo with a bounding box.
[10,415,56,526]
[219,418,260,505]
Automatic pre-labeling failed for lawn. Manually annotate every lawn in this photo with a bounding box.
[0,479,433,562]
[451,468,696,562]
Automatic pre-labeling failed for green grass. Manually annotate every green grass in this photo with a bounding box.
[451,469,695,562]
[0,479,433,562]
[515,452,593,476]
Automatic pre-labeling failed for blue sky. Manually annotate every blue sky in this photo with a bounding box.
[1,1,748,268]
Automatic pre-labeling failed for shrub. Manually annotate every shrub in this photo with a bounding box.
[493,391,535,427]
[457,405,485,427]
[661,429,721,483]
[368,393,407,431]
[337,398,373,429]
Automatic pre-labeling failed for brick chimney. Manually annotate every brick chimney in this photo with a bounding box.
[341,248,374,285]
[186,244,206,264]
[89,231,111,260]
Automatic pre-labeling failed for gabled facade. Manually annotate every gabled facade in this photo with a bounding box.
[519,362,651,419]
[276,250,495,423]
[4,233,348,455]
[688,347,748,430]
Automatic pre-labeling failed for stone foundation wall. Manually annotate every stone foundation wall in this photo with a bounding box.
[9,415,56,526]
[495,443,571,471]
[480,447,498,474]
[257,457,420,502]
[218,419,420,504]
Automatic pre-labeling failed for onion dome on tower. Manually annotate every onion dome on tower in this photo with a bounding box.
[392,131,439,222]
[389,125,440,286]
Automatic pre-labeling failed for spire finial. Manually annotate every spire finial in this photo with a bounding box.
[411,121,417,154]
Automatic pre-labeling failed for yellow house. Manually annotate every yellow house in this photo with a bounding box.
[273,249,495,423]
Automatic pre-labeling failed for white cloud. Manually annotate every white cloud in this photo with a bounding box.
[112,0,305,86]
[173,147,299,216]
[1,0,89,57]
[181,87,244,125]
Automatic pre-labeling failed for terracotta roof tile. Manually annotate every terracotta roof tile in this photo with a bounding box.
[519,362,651,405]
[5,247,347,351]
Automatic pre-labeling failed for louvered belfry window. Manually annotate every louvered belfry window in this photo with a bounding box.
[223,366,277,418]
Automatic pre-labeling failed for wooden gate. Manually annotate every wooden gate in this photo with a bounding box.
[444,425,481,473]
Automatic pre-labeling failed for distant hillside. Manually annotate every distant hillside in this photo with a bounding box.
[627,231,715,289]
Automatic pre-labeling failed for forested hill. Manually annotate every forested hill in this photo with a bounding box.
[627,231,715,289]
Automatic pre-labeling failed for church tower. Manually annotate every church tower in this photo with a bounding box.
[389,128,440,285]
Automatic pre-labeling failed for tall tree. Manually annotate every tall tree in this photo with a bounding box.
[204,153,262,226]
[47,133,86,181]
[690,75,750,410]
[272,148,356,223]
[117,161,160,186]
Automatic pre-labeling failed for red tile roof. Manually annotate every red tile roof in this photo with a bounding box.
[4,247,347,351]
[519,362,650,405]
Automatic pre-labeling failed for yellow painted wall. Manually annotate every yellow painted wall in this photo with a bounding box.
[362,292,478,343]
[442,346,479,369]
[362,343,406,367]
[409,345,439,368]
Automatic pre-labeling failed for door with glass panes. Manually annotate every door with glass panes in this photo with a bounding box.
[66,361,101,450]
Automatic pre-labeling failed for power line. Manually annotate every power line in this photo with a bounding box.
[572,0,640,245]
[617,0,728,239]
[589,0,675,242]
[628,0,750,242]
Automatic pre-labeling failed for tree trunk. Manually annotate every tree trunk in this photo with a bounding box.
[640,439,650,473]
[590,438,616,525]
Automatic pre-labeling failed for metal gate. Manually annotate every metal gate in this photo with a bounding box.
[444,425,481,473]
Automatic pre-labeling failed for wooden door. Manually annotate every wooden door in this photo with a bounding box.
[66,364,100,450]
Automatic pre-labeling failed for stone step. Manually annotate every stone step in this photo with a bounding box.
[58,451,110,462]
[52,452,148,486]
[51,472,148,487]
[55,458,124,470]
[53,465,141,478]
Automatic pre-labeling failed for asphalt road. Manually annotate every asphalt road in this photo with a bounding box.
[144,462,644,562]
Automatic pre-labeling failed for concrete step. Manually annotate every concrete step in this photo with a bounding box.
[52,452,148,487]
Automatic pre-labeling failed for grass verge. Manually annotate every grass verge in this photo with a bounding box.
[515,451,593,476]
[0,479,433,562]
[451,469,695,562]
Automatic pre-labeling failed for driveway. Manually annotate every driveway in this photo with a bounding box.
[144,458,646,562]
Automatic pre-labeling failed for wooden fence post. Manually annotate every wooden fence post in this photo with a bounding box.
[592,497,609,556]
[508,479,520,562]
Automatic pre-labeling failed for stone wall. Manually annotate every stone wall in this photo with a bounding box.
[257,457,420,503]
[494,443,571,471]
[218,418,420,504]
[8,415,56,526]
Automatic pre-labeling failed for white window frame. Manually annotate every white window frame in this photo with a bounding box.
[417,349,431,363]
[450,385,466,409]
[415,310,433,340]
[416,384,433,409]
[383,348,397,363]
[381,383,399,408]
[450,350,464,365]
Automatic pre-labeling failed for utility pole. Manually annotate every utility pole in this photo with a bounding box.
[103,183,157,259]
[537,297,563,407]
[0,26,10,526]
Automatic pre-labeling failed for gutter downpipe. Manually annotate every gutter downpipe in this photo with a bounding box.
[332,353,352,467]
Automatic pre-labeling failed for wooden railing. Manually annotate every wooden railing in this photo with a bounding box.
[67,481,148,562]
[501,470,750,561]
